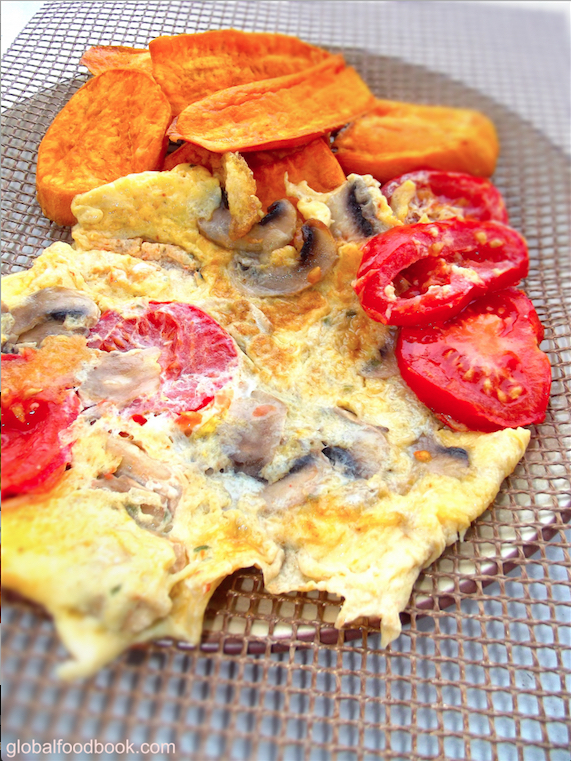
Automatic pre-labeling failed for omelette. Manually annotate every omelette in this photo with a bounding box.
[1,161,529,678]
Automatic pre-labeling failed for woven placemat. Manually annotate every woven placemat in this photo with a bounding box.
[2,3,570,759]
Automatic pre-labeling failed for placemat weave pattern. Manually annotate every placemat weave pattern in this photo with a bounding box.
[2,3,570,759]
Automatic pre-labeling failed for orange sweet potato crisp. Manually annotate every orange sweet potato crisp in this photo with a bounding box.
[168,56,375,153]
[80,46,154,77]
[163,141,223,174]
[149,29,332,116]
[244,138,346,212]
[163,137,346,212]
[36,69,171,227]
[332,99,500,182]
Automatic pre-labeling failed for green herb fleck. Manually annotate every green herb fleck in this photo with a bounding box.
[193,545,210,553]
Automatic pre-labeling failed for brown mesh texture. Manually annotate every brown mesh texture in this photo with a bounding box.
[2,2,570,760]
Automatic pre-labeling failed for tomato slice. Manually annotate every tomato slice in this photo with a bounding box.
[87,301,238,415]
[382,170,509,224]
[354,219,529,327]
[395,288,551,432]
[1,355,80,499]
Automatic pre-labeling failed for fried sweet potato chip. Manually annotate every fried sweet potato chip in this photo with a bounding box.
[149,29,332,116]
[332,99,499,182]
[245,138,346,212]
[163,142,223,174]
[80,46,153,77]
[36,69,171,227]
[168,57,375,153]
[163,139,345,212]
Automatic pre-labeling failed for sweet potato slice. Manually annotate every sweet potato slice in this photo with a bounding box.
[80,46,153,77]
[332,99,499,182]
[245,138,346,212]
[36,69,172,227]
[163,142,223,174]
[168,57,375,153]
[149,30,332,116]
[163,139,345,212]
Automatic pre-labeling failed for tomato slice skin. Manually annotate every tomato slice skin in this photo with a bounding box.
[382,170,509,224]
[354,219,529,327]
[87,301,238,415]
[395,288,551,432]
[1,354,80,499]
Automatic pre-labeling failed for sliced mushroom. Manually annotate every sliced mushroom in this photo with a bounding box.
[233,219,338,297]
[105,438,180,502]
[325,408,390,479]
[411,435,470,478]
[218,389,287,478]
[327,176,384,241]
[358,329,399,380]
[322,445,361,477]
[198,198,297,255]
[3,287,100,348]
[79,348,162,407]
[94,438,182,533]
[323,407,389,478]
[262,452,331,511]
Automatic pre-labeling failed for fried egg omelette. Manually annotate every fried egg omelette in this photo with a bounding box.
[1,162,529,678]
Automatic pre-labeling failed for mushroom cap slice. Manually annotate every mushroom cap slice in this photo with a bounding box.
[94,437,183,533]
[218,389,288,478]
[79,348,162,407]
[327,176,384,242]
[232,219,338,297]
[4,287,100,347]
[262,452,331,511]
[325,407,391,479]
[411,434,470,478]
[198,198,297,255]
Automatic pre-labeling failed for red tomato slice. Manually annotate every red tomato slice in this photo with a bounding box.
[382,170,509,224]
[87,301,238,415]
[395,288,551,432]
[354,219,529,327]
[1,354,80,499]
